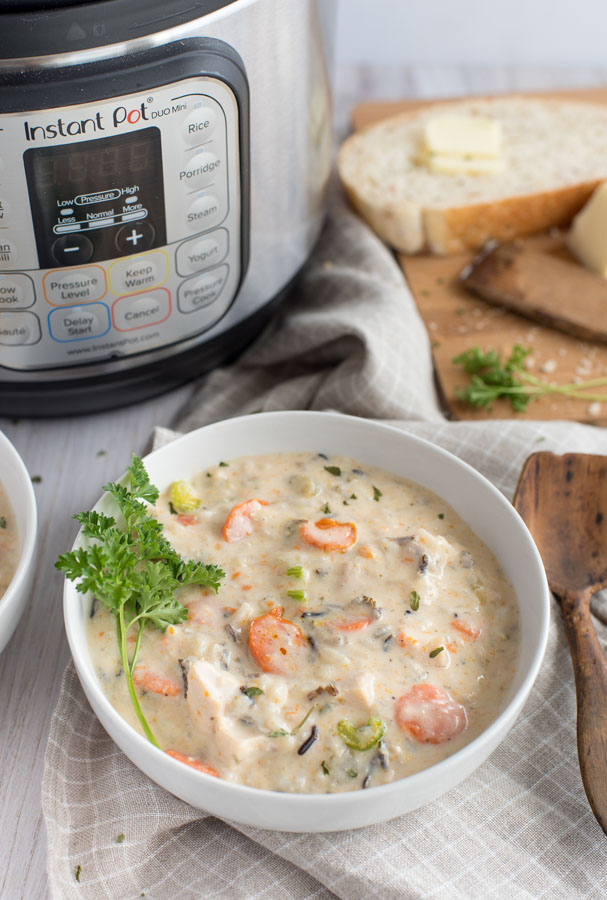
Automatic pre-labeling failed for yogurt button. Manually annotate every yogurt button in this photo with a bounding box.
[0,311,41,345]
[175,228,228,276]
[179,151,221,190]
[113,289,170,332]
[177,266,228,313]
[48,303,110,342]
[186,194,222,232]
[0,273,35,309]
[183,105,219,145]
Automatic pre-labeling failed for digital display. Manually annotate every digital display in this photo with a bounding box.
[24,127,167,268]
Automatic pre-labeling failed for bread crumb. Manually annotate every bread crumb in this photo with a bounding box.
[428,321,438,331]
[587,402,601,417]
[524,356,536,371]
[557,348,566,357]
[540,360,556,374]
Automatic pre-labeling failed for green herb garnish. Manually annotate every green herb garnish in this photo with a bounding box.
[321,760,330,775]
[372,485,382,502]
[287,589,306,602]
[268,705,316,739]
[56,455,224,749]
[322,503,331,515]
[350,494,357,500]
[116,833,125,844]
[438,513,444,520]
[268,729,289,738]
[287,566,304,579]
[337,716,385,751]
[429,646,444,658]
[324,465,341,477]
[242,686,264,698]
[219,461,229,467]
[453,344,607,412]
[0,517,6,529]
[346,769,358,778]
[75,865,82,883]
[409,590,420,611]
[31,475,42,484]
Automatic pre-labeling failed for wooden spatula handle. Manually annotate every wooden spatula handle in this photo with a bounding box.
[561,590,607,834]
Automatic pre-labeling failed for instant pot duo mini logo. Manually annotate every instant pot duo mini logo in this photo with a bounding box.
[23,101,150,141]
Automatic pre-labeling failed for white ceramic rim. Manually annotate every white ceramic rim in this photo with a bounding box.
[0,431,37,616]
[64,410,550,813]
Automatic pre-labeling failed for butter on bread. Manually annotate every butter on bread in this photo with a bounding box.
[567,181,607,278]
[421,114,505,175]
[338,97,607,255]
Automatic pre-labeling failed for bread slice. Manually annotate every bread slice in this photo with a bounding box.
[337,97,607,255]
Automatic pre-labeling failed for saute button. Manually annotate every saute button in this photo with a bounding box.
[186,194,222,231]
[43,266,106,305]
[51,234,94,266]
[0,273,35,309]
[113,289,171,332]
[109,250,168,295]
[48,303,110,342]
[0,311,41,345]
[177,265,228,314]
[183,105,219,145]
[175,228,228,276]
[179,151,221,190]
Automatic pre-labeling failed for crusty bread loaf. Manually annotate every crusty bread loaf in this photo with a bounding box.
[337,98,607,255]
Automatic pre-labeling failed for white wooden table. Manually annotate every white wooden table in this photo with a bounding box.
[2,63,606,899]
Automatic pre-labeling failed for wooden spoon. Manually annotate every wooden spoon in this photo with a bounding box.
[514,452,607,834]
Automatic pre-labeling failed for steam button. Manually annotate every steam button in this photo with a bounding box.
[183,105,218,145]
[186,194,222,232]
[0,311,41,345]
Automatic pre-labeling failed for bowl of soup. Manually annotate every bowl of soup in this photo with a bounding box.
[63,411,549,831]
[0,431,37,655]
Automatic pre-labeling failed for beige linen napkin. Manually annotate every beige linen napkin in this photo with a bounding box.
[43,192,607,900]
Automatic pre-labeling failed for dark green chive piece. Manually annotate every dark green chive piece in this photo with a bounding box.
[429,646,444,658]
[116,833,125,844]
[324,465,341,477]
[168,502,177,515]
[31,475,42,484]
[372,485,382,501]
[321,760,330,775]
[346,769,358,778]
[438,513,445,519]
[242,686,264,698]
[409,590,420,611]
[322,503,331,514]
[0,517,6,529]
[75,865,82,883]
[219,461,229,467]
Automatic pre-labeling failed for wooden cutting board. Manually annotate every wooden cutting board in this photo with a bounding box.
[351,88,607,423]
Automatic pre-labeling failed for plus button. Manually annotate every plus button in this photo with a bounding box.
[125,228,143,247]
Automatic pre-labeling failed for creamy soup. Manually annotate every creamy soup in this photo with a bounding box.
[0,484,18,598]
[87,452,519,793]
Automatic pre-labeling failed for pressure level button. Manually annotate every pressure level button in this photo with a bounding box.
[183,106,218,145]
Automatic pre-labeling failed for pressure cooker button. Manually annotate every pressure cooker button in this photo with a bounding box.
[186,194,222,232]
[0,311,41,346]
[112,289,171,332]
[109,250,168,296]
[115,221,156,255]
[51,234,94,267]
[43,266,107,306]
[175,228,228,276]
[180,151,221,191]
[183,105,219,145]
[0,273,35,309]
[48,303,110,342]
[177,265,228,314]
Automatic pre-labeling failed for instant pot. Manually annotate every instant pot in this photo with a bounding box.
[0,0,334,415]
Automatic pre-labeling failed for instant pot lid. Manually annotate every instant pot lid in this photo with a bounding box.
[0,0,239,59]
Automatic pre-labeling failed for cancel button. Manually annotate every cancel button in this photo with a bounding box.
[113,288,171,332]
[177,265,228,314]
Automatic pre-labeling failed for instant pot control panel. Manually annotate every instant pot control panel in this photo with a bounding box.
[0,43,249,371]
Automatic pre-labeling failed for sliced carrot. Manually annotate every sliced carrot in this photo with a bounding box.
[132,668,182,697]
[299,518,357,551]
[176,513,198,526]
[248,606,308,675]
[451,619,481,642]
[331,617,374,632]
[358,546,375,559]
[165,749,219,777]
[222,498,268,543]
[395,683,467,744]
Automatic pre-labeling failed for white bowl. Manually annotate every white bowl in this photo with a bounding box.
[63,411,550,831]
[0,431,37,655]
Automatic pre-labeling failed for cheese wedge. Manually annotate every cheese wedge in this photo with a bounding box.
[568,181,607,279]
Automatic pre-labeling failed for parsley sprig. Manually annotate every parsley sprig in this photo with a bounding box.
[56,455,224,748]
[454,345,607,413]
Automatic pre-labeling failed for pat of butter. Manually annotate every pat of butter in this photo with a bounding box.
[424,114,502,159]
[568,182,607,279]
[426,153,505,176]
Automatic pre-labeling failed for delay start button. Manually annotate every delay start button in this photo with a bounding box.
[43,265,107,306]
[177,265,229,314]
[48,302,110,342]
[113,288,171,332]
[0,311,41,345]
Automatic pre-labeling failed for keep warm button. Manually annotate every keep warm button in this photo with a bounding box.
[177,265,229,314]
[48,303,110,342]
[113,289,171,332]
